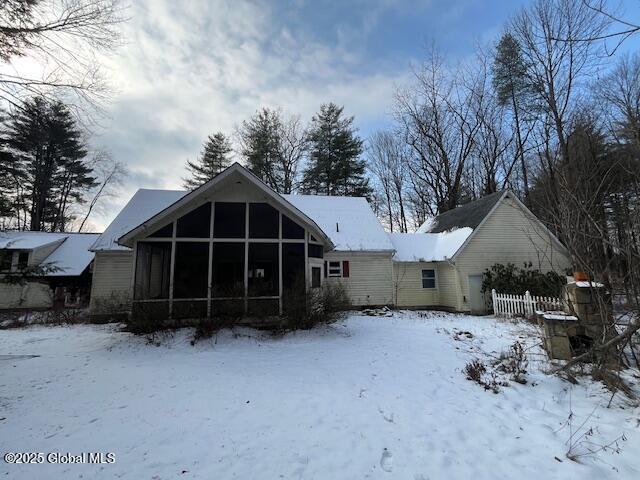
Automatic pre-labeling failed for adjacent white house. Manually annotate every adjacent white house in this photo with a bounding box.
[0,231,100,309]
[88,163,571,320]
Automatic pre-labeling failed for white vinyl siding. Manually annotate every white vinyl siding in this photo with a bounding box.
[325,251,394,306]
[393,262,438,307]
[0,281,52,309]
[89,251,134,313]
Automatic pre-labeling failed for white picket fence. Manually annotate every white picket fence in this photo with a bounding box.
[491,289,561,318]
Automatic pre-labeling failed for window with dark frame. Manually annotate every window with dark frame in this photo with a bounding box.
[177,202,211,238]
[173,242,209,299]
[214,202,246,238]
[422,269,436,289]
[134,242,172,300]
[249,203,279,239]
[212,243,245,298]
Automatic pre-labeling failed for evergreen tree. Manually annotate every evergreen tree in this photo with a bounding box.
[238,108,282,190]
[183,132,232,189]
[2,97,94,231]
[302,103,371,197]
[493,33,532,201]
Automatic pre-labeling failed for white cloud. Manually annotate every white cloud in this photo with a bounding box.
[89,0,410,230]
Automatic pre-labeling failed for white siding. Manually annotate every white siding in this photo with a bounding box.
[437,262,461,310]
[454,197,571,311]
[393,262,438,307]
[0,281,52,309]
[325,252,394,306]
[89,251,133,314]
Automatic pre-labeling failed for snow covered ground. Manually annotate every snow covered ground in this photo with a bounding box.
[1,311,639,479]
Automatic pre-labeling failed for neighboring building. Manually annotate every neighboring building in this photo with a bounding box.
[89,163,571,320]
[0,232,100,309]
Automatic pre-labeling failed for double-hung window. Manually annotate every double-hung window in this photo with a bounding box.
[421,269,436,289]
[328,261,342,277]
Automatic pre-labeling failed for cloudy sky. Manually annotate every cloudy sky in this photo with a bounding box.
[90,0,638,231]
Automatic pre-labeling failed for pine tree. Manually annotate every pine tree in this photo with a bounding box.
[302,103,371,197]
[2,97,93,231]
[238,108,282,190]
[183,132,232,189]
[493,33,533,201]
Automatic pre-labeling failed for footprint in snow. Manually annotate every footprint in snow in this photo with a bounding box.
[380,448,393,472]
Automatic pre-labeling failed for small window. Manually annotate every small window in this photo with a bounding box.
[17,252,29,269]
[422,269,436,289]
[311,267,321,288]
[308,244,323,259]
[328,261,341,277]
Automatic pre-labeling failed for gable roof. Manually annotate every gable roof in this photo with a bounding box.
[114,163,333,250]
[90,189,186,251]
[92,163,392,253]
[418,191,505,233]
[0,231,68,250]
[0,232,100,276]
[284,195,394,251]
[389,228,472,262]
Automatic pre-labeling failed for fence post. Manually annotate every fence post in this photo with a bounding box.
[524,290,531,316]
[492,288,497,313]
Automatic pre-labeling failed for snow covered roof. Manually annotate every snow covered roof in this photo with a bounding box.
[418,191,505,233]
[389,228,473,262]
[93,189,393,253]
[91,189,187,251]
[283,194,394,252]
[0,231,68,249]
[0,231,100,276]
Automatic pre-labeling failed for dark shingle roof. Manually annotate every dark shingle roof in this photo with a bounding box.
[425,191,505,233]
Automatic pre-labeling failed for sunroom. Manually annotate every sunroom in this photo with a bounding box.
[117,165,332,322]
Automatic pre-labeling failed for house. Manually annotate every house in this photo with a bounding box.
[89,163,571,320]
[391,191,571,313]
[0,231,100,309]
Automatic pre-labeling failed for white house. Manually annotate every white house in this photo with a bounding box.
[0,231,100,309]
[88,163,571,320]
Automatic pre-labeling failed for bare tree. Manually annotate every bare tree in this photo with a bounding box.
[77,152,125,232]
[0,0,126,111]
[278,114,307,194]
[510,0,610,221]
[367,131,409,232]
[395,47,482,214]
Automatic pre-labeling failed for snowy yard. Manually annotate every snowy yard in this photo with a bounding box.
[1,311,639,479]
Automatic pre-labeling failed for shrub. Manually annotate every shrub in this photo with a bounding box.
[191,316,238,345]
[482,262,565,297]
[463,359,505,393]
[283,279,351,330]
[495,341,529,384]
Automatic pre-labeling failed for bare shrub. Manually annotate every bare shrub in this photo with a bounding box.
[495,341,529,384]
[464,359,506,393]
[191,316,238,345]
[283,279,351,330]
